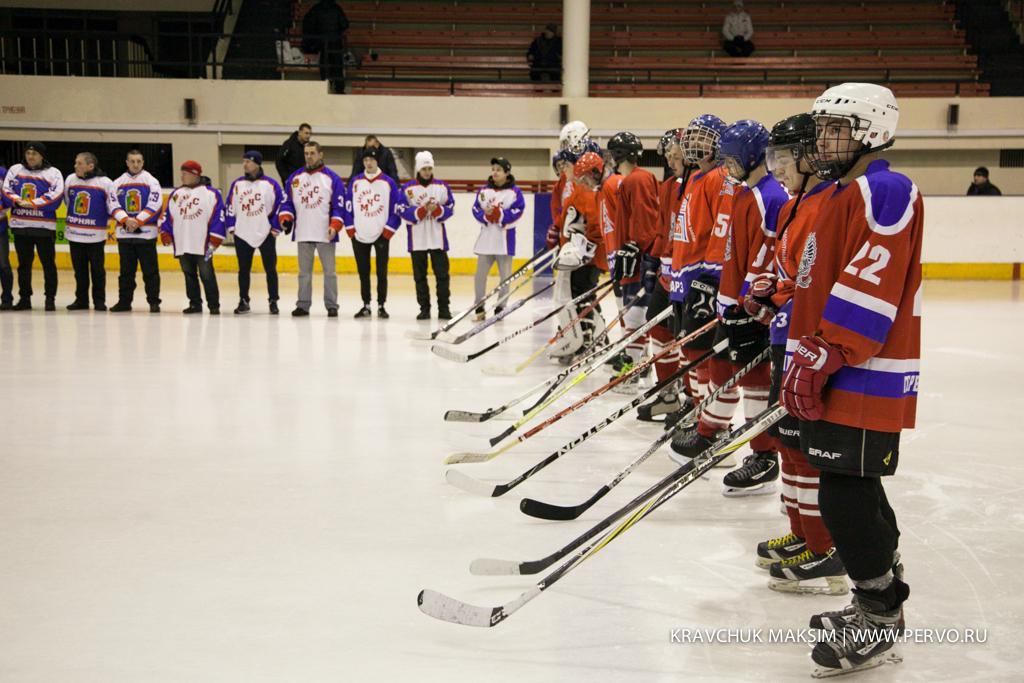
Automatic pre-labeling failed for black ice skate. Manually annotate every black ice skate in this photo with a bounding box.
[755,531,807,569]
[722,450,779,497]
[810,580,909,678]
[810,555,905,630]
[636,390,681,422]
[768,547,848,595]
[668,425,733,467]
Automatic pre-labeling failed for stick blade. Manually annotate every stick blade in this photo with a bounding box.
[430,344,469,363]
[443,409,491,423]
[443,450,496,465]
[468,557,523,576]
[417,589,502,627]
[481,364,519,377]
[405,329,437,341]
[519,495,589,521]
[444,468,499,497]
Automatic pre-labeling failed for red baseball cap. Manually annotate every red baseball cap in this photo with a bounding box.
[180,160,203,176]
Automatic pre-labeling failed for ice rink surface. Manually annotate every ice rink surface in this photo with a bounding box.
[0,274,1020,682]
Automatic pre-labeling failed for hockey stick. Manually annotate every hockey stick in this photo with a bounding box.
[444,343,719,494]
[519,345,772,521]
[431,280,613,365]
[485,306,674,447]
[406,246,558,341]
[485,279,619,376]
[433,270,550,346]
[423,407,785,626]
[441,285,657,424]
[444,320,715,465]
[430,280,556,359]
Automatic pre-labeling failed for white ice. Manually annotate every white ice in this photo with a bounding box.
[0,275,1020,682]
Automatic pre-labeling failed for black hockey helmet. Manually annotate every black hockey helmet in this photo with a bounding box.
[607,132,643,165]
[656,128,683,157]
[765,113,816,177]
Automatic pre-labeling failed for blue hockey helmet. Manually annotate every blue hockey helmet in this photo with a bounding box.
[719,120,770,181]
[681,114,727,164]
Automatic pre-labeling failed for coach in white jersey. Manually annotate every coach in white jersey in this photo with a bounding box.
[226,151,284,315]
[279,141,347,318]
[398,150,455,320]
[64,152,115,311]
[109,149,163,313]
[470,157,525,319]
[1,142,64,311]
[347,147,400,319]
[158,160,226,314]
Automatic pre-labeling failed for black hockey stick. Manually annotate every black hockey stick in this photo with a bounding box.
[518,345,771,521]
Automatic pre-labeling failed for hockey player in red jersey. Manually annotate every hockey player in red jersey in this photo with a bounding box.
[783,83,920,678]
[605,132,661,394]
[665,115,731,422]
[670,121,788,471]
[637,128,690,420]
[743,113,846,596]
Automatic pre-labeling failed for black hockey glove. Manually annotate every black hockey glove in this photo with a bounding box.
[280,217,294,235]
[684,274,718,321]
[640,254,660,294]
[613,241,640,283]
[720,304,769,364]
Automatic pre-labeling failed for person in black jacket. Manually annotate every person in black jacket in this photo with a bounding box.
[276,123,313,183]
[527,24,562,81]
[302,0,350,92]
[966,166,1002,196]
[351,135,399,181]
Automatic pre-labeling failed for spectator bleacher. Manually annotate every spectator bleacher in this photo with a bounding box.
[286,0,988,97]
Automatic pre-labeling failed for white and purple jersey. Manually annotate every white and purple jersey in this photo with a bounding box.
[397,178,455,252]
[110,170,164,240]
[226,174,284,248]
[471,184,525,256]
[347,171,400,243]
[2,164,64,231]
[159,184,226,257]
[279,165,347,243]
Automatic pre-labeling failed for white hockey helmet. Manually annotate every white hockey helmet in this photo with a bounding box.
[559,120,591,156]
[809,82,899,179]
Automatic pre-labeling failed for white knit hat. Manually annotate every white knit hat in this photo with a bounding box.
[415,150,435,173]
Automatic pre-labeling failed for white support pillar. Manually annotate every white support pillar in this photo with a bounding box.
[562,0,590,98]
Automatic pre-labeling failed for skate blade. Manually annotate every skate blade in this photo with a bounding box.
[755,556,775,570]
[722,481,778,498]
[768,575,849,596]
[811,649,902,678]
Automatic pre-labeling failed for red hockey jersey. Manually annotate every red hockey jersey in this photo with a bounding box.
[786,159,922,433]
[669,165,733,301]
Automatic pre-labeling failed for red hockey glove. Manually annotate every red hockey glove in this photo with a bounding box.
[346,227,356,239]
[545,223,560,250]
[742,273,779,326]
[782,335,844,421]
[159,231,172,247]
[382,229,395,241]
[431,204,443,218]
[486,206,502,223]
[415,206,428,221]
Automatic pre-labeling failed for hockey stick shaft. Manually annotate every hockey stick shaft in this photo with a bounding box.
[489,305,675,445]
[419,247,557,340]
[465,279,614,363]
[518,344,771,520]
[440,272,551,345]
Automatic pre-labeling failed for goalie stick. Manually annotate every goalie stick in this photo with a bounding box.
[406,246,557,341]
[443,320,715,465]
[420,405,787,626]
[430,279,613,364]
[519,345,772,521]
